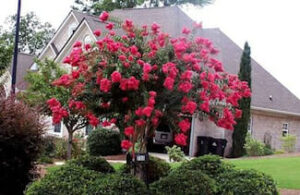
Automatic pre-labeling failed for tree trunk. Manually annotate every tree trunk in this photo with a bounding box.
[67,130,73,160]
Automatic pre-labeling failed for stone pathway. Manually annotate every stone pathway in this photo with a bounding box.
[279,189,300,195]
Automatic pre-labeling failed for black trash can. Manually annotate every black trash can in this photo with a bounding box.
[215,139,227,156]
[196,136,211,156]
[209,138,218,155]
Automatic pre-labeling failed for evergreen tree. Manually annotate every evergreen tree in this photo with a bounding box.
[231,42,252,157]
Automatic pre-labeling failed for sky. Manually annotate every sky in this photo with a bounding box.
[1,0,300,98]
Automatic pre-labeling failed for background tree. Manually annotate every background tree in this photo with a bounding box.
[5,12,55,55]
[0,27,13,77]
[72,0,212,15]
[72,0,139,15]
[20,59,87,159]
[231,42,252,157]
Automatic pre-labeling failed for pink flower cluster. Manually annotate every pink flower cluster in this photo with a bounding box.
[47,98,68,124]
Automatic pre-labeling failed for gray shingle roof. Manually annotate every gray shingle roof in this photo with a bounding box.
[71,7,300,114]
[9,53,34,90]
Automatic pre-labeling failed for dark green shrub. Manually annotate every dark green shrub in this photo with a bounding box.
[120,156,171,183]
[40,136,56,158]
[87,128,121,156]
[0,97,44,195]
[86,173,147,194]
[25,164,102,195]
[263,145,274,156]
[67,155,115,173]
[148,156,171,183]
[178,155,234,178]
[218,169,278,195]
[150,169,217,195]
[37,155,53,164]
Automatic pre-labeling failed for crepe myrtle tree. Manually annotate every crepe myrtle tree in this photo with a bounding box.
[48,11,250,174]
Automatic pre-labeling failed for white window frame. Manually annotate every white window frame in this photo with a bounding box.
[282,123,289,137]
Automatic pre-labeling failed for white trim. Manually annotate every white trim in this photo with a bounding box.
[49,44,57,54]
[251,106,300,117]
[189,114,196,157]
[55,20,97,63]
[38,12,79,59]
[85,20,98,42]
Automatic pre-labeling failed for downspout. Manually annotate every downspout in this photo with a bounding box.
[189,114,196,157]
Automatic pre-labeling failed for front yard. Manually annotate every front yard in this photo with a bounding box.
[228,156,300,189]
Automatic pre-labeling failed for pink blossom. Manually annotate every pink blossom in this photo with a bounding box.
[94,30,101,37]
[100,78,112,93]
[111,71,122,83]
[99,11,109,22]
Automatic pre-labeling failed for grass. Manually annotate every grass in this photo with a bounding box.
[46,165,62,173]
[228,156,300,189]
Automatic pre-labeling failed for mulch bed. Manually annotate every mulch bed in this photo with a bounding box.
[103,154,126,161]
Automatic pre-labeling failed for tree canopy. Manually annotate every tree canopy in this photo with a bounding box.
[5,12,55,55]
[47,12,251,155]
[72,0,212,15]
[0,28,13,77]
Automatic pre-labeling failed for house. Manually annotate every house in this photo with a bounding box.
[24,6,300,155]
[0,53,34,97]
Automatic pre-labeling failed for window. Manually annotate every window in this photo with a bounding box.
[30,63,38,71]
[68,23,77,37]
[54,123,61,133]
[83,35,92,45]
[85,125,93,136]
[282,123,288,137]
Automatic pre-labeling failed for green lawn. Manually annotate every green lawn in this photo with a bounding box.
[228,156,300,189]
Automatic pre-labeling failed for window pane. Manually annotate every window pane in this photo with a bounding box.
[85,125,93,135]
[54,123,61,133]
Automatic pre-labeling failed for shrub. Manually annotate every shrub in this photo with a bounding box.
[86,173,147,194]
[263,145,274,156]
[244,135,265,156]
[120,156,171,183]
[54,137,85,160]
[165,145,186,162]
[87,128,121,156]
[40,136,56,158]
[25,164,101,195]
[0,97,44,195]
[274,149,285,154]
[150,169,217,195]
[281,135,297,153]
[37,155,53,164]
[177,155,234,179]
[67,155,115,173]
[218,169,278,195]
